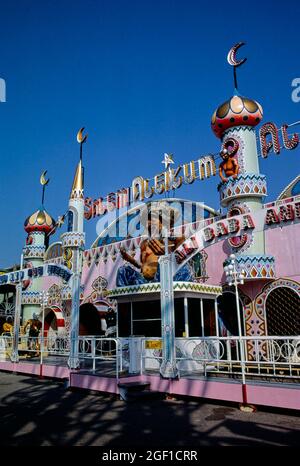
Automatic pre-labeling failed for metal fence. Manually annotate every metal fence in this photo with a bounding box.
[0,334,13,361]
[140,336,300,381]
[1,334,300,383]
[0,334,123,380]
[78,336,122,378]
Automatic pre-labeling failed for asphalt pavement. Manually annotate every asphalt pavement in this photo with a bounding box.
[0,372,299,447]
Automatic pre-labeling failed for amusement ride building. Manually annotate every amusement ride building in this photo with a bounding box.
[0,43,299,408]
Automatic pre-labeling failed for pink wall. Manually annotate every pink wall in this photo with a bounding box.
[204,240,230,286]
[82,255,124,297]
[0,361,69,379]
[81,218,300,298]
[265,222,300,282]
[82,238,229,295]
[1,362,300,410]
[42,276,63,289]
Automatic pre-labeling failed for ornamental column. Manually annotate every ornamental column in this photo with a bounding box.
[159,251,178,379]
[211,48,275,281]
[62,129,87,370]
[22,198,56,323]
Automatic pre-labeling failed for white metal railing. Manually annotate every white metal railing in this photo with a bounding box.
[0,334,123,380]
[0,334,70,360]
[77,336,122,379]
[140,335,300,381]
[0,334,13,361]
[1,334,300,383]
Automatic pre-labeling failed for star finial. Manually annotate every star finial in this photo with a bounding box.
[162,153,174,170]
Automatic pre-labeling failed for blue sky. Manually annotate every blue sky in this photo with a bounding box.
[0,0,299,267]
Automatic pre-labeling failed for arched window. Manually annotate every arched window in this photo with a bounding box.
[266,287,300,336]
[67,208,78,232]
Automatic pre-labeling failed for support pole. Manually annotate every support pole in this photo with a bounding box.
[200,298,204,337]
[39,292,47,378]
[224,254,253,410]
[130,301,133,335]
[235,282,247,400]
[183,297,189,338]
[214,299,219,337]
[116,302,119,339]
[11,283,22,363]
[68,250,81,369]
[159,244,178,379]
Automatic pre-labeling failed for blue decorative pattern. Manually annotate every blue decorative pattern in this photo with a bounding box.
[116,262,193,287]
[226,254,276,280]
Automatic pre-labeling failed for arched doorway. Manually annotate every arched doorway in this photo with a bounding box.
[217,291,244,336]
[39,306,65,337]
[44,309,57,336]
[266,287,300,336]
[79,303,104,336]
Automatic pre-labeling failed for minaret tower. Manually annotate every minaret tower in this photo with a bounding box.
[211,43,275,280]
[22,173,56,322]
[61,128,87,369]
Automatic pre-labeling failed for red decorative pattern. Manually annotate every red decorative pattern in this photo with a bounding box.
[24,208,56,235]
[211,95,263,138]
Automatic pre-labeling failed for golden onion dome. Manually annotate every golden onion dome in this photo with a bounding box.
[211,95,263,138]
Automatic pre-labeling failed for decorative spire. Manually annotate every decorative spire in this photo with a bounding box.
[70,127,88,199]
[211,43,263,138]
[227,42,247,92]
[71,159,84,199]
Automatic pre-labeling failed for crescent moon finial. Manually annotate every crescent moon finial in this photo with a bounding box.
[227,42,247,67]
[77,127,88,144]
[40,170,49,186]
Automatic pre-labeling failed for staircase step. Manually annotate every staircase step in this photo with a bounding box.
[118,381,151,392]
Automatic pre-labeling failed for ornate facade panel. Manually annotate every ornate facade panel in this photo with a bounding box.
[61,232,85,249]
[219,174,267,207]
[109,281,222,297]
[21,291,41,305]
[246,278,300,360]
[235,255,276,280]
